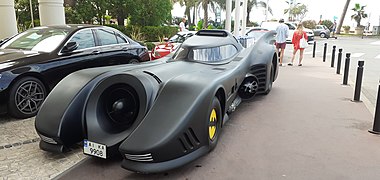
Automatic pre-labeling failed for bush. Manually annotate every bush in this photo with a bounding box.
[145,42,155,51]
[302,20,317,29]
[321,20,333,30]
[139,26,178,42]
[343,25,350,30]
[104,24,130,36]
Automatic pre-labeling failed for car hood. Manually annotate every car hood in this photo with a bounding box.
[0,49,41,70]
[304,28,314,34]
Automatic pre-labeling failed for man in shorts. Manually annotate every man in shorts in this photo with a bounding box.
[275,19,289,66]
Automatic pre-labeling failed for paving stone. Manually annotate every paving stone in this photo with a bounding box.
[0,116,86,179]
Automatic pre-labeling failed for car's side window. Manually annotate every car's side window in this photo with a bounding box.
[97,29,118,46]
[116,33,128,44]
[69,29,96,50]
[192,45,238,62]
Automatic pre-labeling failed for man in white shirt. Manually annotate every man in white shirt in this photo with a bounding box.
[275,19,289,66]
[179,18,188,32]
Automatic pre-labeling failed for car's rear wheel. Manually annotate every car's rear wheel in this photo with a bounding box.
[208,97,222,151]
[264,64,274,95]
[320,33,326,38]
[128,59,139,64]
[238,75,259,99]
[8,77,46,119]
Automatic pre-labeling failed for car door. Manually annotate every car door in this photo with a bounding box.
[95,28,135,65]
[44,28,102,87]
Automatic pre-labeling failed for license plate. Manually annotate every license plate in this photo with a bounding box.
[83,139,107,159]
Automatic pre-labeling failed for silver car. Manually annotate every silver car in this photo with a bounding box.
[313,25,331,38]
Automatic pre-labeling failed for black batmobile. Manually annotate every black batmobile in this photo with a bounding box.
[35,30,279,173]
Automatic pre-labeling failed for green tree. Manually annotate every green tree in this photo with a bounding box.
[284,2,307,22]
[336,0,350,34]
[74,0,102,24]
[174,0,197,27]
[15,0,39,31]
[302,20,317,29]
[128,0,172,26]
[108,0,132,26]
[351,3,367,27]
[65,5,82,24]
[284,0,300,21]
[198,0,219,29]
[247,0,272,23]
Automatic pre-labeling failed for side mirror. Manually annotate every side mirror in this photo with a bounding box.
[164,38,169,42]
[61,42,78,53]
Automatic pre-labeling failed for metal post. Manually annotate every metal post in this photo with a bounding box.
[312,41,316,58]
[336,48,343,74]
[369,80,380,134]
[353,61,364,101]
[323,43,327,62]
[343,53,351,85]
[331,45,336,67]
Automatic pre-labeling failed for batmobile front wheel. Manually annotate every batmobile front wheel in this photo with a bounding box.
[8,77,46,119]
[208,97,222,151]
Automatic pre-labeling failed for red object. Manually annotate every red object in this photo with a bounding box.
[292,31,308,50]
[150,42,176,60]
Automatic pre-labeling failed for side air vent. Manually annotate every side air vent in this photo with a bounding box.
[143,71,162,84]
[125,153,153,162]
[39,134,58,145]
[179,128,200,153]
[250,65,267,92]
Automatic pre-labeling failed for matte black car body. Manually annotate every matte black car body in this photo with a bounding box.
[35,30,279,173]
[0,24,150,118]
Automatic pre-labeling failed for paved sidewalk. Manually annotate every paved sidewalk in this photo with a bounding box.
[56,56,380,179]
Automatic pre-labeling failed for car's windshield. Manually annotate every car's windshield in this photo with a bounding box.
[169,34,185,43]
[172,44,238,62]
[0,27,70,53]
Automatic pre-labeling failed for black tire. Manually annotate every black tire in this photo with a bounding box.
[128,59,140,64]
[208,97,222,151]
[264,64,274,95]
[320,33,326,38]
[8,77,47,119]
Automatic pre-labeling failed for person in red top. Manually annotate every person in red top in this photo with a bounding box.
[289,24,308,66]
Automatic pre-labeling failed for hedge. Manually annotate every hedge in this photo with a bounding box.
[105,24,178,42]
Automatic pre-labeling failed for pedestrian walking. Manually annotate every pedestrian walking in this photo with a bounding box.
[289,24,308,66]
[275,19,289,66]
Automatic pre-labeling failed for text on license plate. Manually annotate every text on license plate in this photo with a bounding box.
[83,139,107,159]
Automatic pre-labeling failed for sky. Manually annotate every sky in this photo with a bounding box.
[172,0,380,29]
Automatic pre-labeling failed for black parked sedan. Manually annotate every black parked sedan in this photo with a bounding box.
[0,24,150,119]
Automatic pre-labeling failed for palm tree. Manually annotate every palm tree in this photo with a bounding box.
[214,0,271,25]
[197,0,219,29]
[351,3,367,27]
[284,0,300,21]
[336,0,350,34]
[247,0,272,23]
[173,0,197,28]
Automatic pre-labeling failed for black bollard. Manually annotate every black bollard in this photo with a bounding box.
[312,41,316,58]
[323,43,327,62]
[343,53,351,85]
[369,81,380,134]
[353,61,364,101]
[336,48,343,74]
[331,45,336,68]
